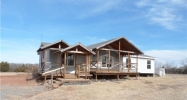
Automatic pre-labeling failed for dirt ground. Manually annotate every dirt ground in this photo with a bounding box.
[0,72,47,100]
[1,74,187,100]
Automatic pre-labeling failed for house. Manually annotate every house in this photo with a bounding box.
[37,36,155,80]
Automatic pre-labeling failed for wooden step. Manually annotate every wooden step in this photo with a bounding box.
[56,78,91,85]
[65,74,77,79]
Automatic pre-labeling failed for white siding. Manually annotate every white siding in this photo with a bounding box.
[123,56,155,74]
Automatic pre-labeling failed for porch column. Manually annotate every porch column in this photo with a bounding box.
[60,52,62,77]
[108,50,110,72]
[64,53,66,79]
[85,55,88,79]
[128,53,130,72]
[74,54,77,75]
[118,41,121,72]
[136,54,138,78]
[97,49,99,71]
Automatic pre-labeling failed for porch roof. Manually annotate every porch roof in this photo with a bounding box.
[87,36,143,55]
[57,43,95,55]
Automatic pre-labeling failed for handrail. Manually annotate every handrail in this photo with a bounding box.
[42,67,64,75]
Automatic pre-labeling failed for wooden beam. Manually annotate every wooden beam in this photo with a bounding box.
[78,65,80,78]
[44,74,46,83]
[136,54,138,79]
[59,44,61,49]
[75,54,77,75]
[100,48,135,54]
[76,47,78,51]
[119,41,121,72]
[85,55,88,79]
[97,50,99,71]
[64,53,66,79]
[60,52,62,77]
[108,50,110,72]
[128,53,130,72]
[96,74,97,81]
[88,55,90,72]
[66,51,89,54]
[51,73,53,85]
[74,54,76,75]
[50,48,61,50]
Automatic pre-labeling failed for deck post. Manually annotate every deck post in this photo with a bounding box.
[78,65,80,78]
[88,55,90,72]
[97,49,99,71]
[136,54,138,79]
[128,53,130,72]
[117,74,119,80]
[119,40,121,72]
[60,52,62,77]
[64,53,66,79]
[51,73,53,85]
[108,50,110,72]
[44,74,46,83]
[85,55,88,79]
[74,54,76,75]
[96,74,97,81]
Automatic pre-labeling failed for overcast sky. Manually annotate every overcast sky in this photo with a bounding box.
[1,0,187,66]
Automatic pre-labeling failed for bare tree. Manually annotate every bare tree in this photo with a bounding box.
[180,58,187,74]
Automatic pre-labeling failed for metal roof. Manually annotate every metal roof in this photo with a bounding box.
[40,42,51,47]
[87,36,143,54]
[37,40,70,52]
[40,40,69,49]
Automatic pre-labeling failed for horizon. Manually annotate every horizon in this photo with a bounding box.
[1,0,187,66]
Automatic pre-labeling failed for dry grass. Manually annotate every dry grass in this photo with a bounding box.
[21,74,187,100]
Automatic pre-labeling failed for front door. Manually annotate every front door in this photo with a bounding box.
[66,54,75,74]
[101,56,113,68]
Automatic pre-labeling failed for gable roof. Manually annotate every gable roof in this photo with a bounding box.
[87,36,143,54]
[40,42,51,47]
[58,43,95,55]
[37,40,70,52]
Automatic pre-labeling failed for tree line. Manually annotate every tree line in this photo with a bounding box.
[155,58,187,74]
[0,61,38,73]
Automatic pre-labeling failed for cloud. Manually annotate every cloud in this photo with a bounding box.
[85,36,107,45]
[136,0,186,30]
[144,50,187,66]
[75,0,122,19]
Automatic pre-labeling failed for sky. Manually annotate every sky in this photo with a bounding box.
[1,0,187,66]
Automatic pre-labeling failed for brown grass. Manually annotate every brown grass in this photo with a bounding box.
[21,74,187,100]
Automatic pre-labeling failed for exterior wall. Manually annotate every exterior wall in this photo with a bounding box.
[123,56,155,74]
[92,50,123,68]
[38,52,42,73]
[50,50,60,65]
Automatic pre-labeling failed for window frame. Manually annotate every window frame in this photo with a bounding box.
[147,60,151,69]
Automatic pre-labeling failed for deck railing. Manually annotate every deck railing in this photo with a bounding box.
[90,61,137,72]
[75,63,89,78]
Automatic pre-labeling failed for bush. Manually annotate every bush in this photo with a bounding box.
[0,61,10,72]
[16,64,27,72]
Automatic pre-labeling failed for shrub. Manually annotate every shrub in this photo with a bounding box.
[0,61,10,72]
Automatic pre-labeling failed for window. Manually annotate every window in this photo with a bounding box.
[126,58,131,64]
[147,60,151,69]
[67,54,74,66]
[102,56,112,67]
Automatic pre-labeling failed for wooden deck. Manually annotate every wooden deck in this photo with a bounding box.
[90,70,139,80]
[41,73,93,79]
